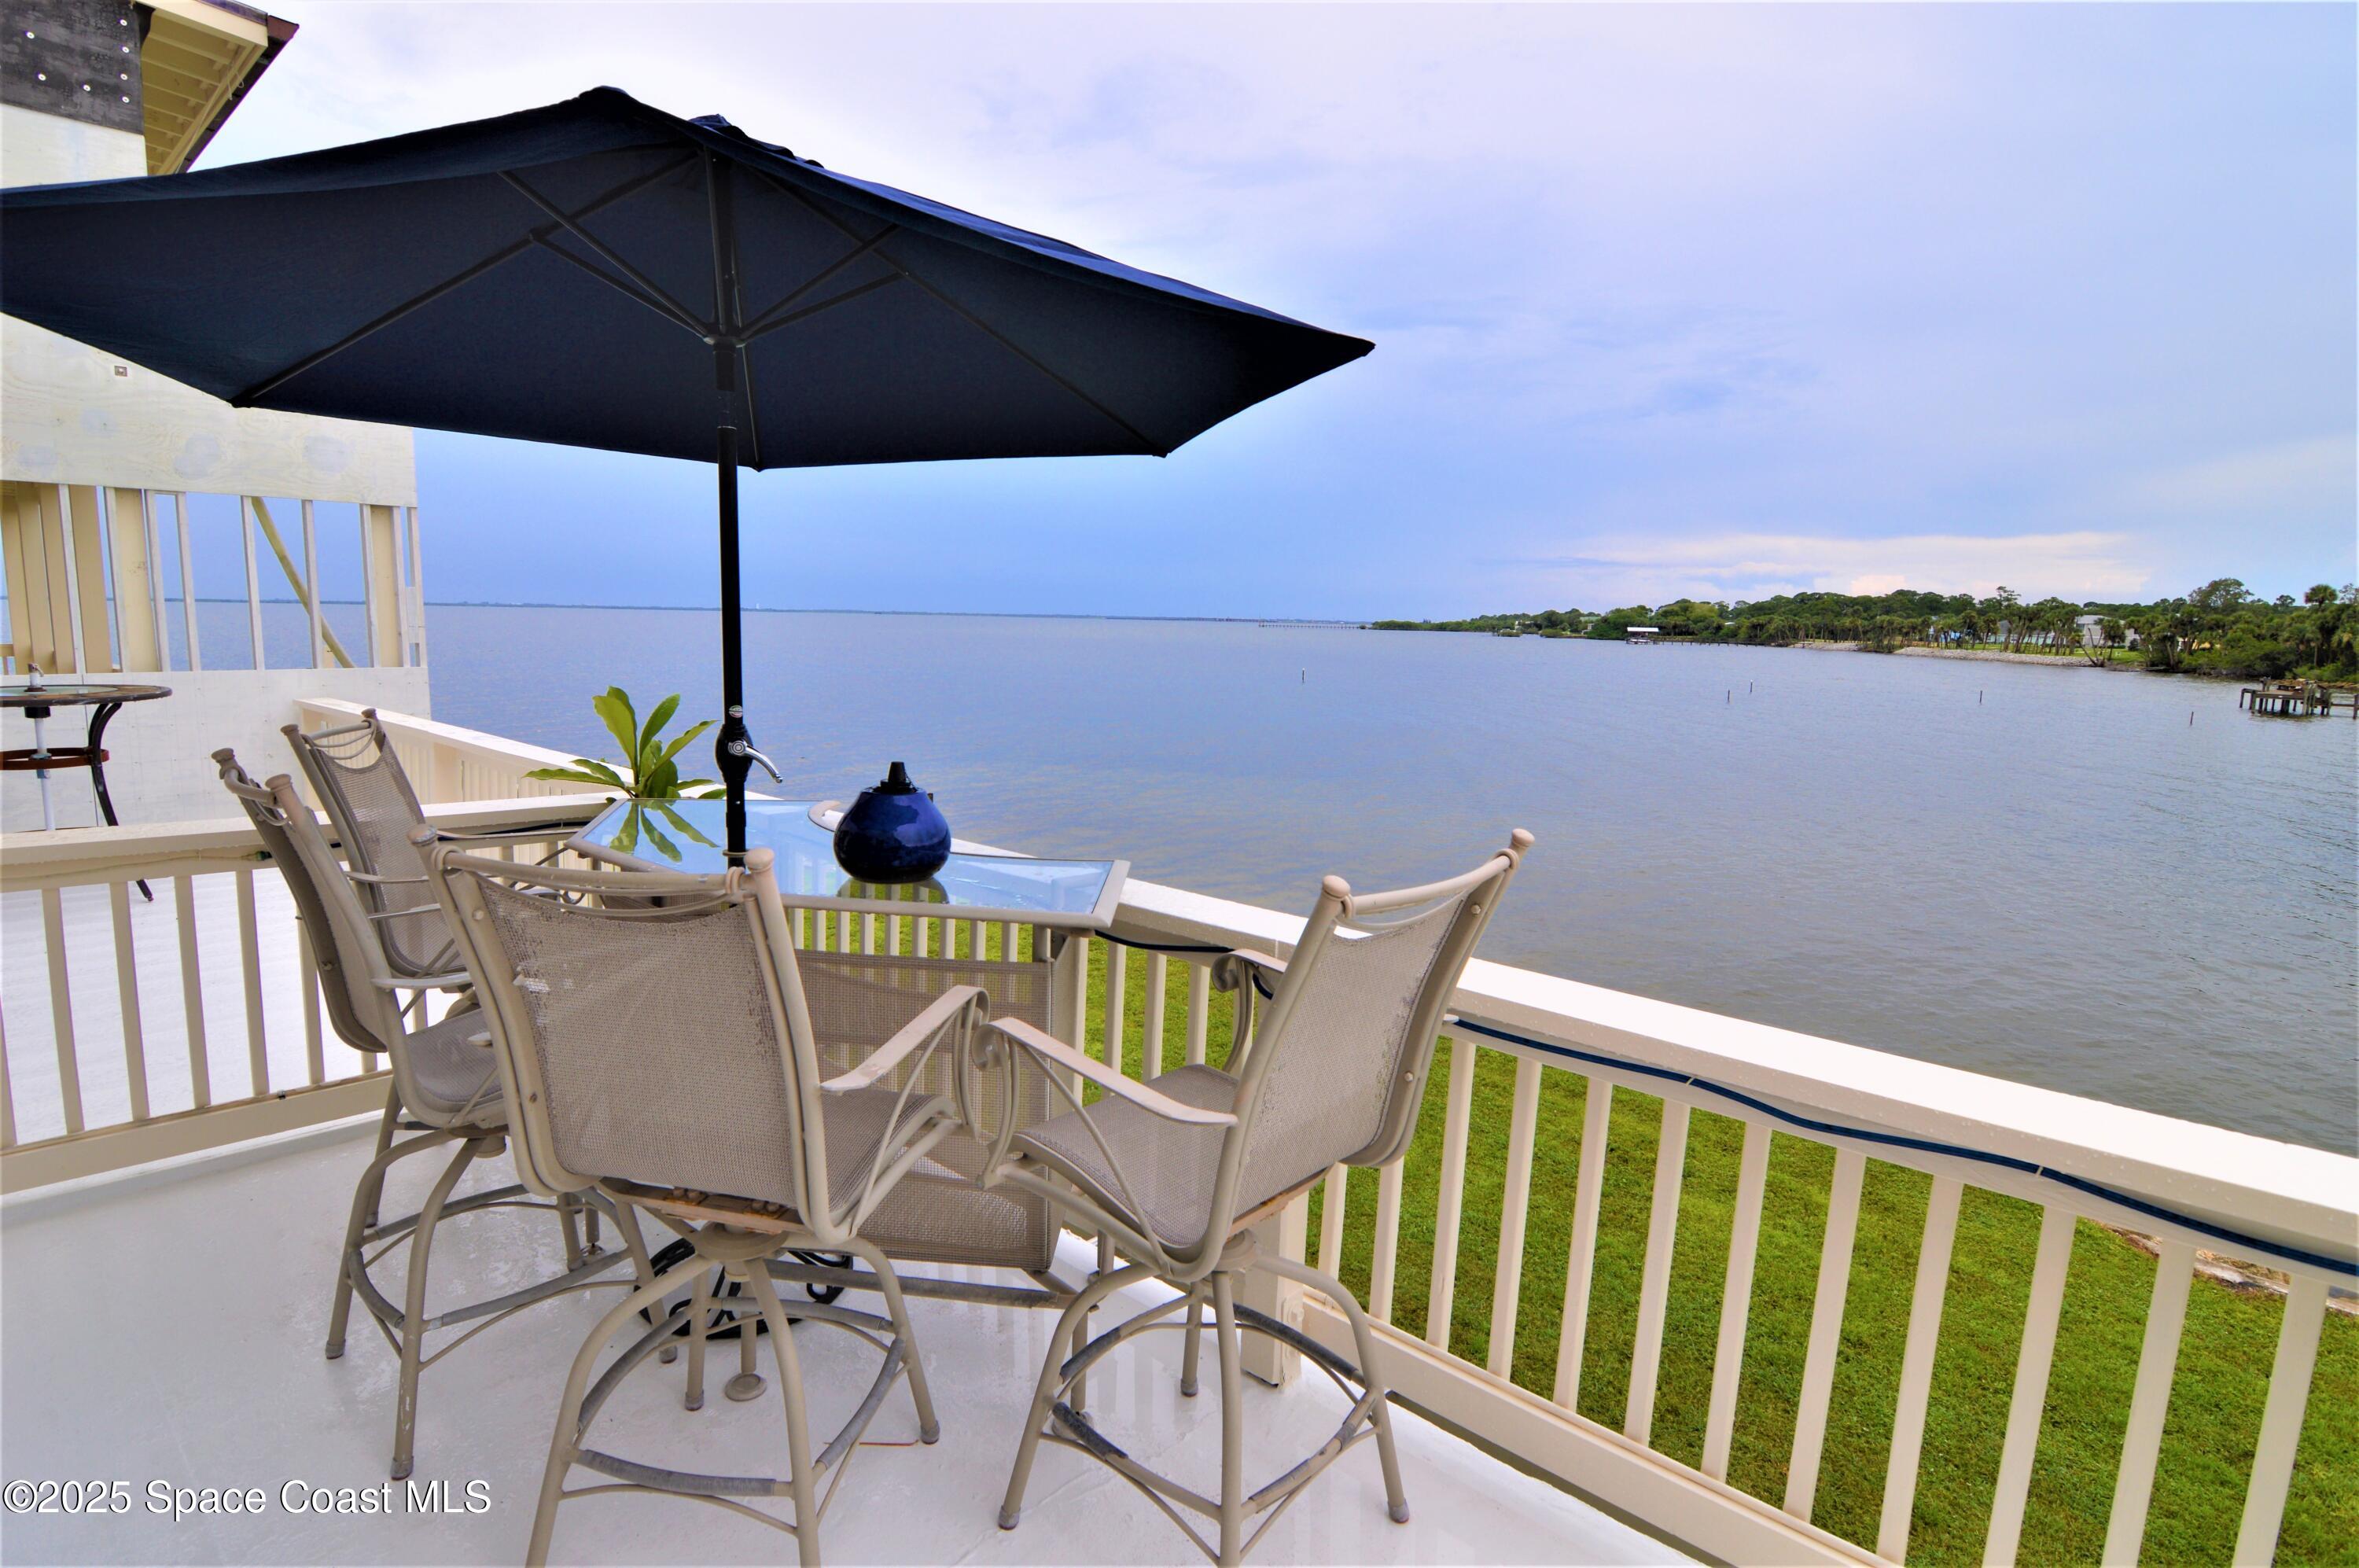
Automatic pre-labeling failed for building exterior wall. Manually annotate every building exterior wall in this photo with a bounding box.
[0,101,418,506]
[2,79,432,831]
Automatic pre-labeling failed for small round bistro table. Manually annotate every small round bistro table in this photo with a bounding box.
[2,680,173,895]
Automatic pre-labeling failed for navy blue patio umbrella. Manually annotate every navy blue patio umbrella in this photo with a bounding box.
[0,86,1371,852]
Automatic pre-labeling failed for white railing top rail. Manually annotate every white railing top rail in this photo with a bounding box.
[298,701,2359,1281]
[1114,863,2357,1283]
[0,793,613,893]
[296,698,581,772]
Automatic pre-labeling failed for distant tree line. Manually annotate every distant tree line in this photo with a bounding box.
[1370,579,2359,679]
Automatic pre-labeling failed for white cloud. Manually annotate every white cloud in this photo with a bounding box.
[1534,531,2151,605]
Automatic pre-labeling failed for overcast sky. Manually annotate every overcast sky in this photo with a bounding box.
[202,3,2355,618]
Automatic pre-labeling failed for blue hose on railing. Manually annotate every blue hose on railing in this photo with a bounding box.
[1444,1016,2356,1282]
[1084,929,2354,1280]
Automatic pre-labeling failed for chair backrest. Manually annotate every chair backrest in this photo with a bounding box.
[284,710,452,979]
[1213,830,1532,1246]
[430,846,883,1244]
[213,749,471,1124]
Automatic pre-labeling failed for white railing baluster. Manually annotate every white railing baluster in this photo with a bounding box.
[1625,1099,1691,1444]
[298,919,325,1086]
[999,919,1017,965]
[1185,963,1210,1065]
[1319,1164,1348,1272]
[1425,1035,1478,1349]
[1986,1204,2079,1565]
[109,882,150,1122]
[41,888,83,1135]
[1785,1146,1867,1522]
[405,505,428,666]
[1059,934,1089,1053]
[1702,1119,1772,1480]
[1103,941,1126,1072]
[53,484,88,676]
[1552,1080,1614,1408]
[239,497,264,670]
[1142,952,1167,1074]
[173,492,201,670]
[1488,1055,1544,1377]
[2102,1241,2196,1566]
[0,1007,17,1147]
[176,876,211,1107]
[2233,1273,2330,1566]
[1879,1175,1963,1560]
[236,869,267,1095]
[138,490,167,671]
[1371,1158,1404,1324]
[300,499,322,668]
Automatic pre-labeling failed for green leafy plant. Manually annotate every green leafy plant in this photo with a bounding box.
[525,686,719,859]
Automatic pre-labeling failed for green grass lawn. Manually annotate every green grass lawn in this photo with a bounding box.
[1061,938,2357,1566]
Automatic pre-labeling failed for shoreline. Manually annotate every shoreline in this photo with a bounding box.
[1896,645,2125,667]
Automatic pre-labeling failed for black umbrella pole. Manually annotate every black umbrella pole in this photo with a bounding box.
[714,416,751,859]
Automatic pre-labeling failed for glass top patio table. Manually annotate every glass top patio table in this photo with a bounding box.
[567,798,1127,928]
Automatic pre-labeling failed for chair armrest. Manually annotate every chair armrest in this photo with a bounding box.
[371,971,473,992]
[1210,948,1286,996]
[429,822,591,841]
[819,985,987,1094]
[986,1018,1238,1127]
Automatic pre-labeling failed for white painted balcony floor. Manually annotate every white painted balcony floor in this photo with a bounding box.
[0,1122,1685,1566]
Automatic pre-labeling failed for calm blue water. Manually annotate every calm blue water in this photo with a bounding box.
[410,605,2355,1154]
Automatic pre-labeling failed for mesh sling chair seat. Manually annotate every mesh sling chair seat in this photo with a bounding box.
[968,831,1533,1566]
[284,709,469,985]
[211,752,650,1483]
[428,841,1042,1567]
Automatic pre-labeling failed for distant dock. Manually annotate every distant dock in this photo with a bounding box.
[2239,679,2355,717]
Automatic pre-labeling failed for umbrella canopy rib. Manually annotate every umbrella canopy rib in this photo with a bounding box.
[499,171,713,336]
[738,223,902,340]
[525,227,710,339]
[739,274,905,347]
[743,164,1160,452]
[230,151,697,406]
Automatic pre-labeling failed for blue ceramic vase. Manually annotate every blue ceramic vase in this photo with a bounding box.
[832,761,951,884]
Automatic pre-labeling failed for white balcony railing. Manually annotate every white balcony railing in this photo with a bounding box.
[1,696,2350,1566]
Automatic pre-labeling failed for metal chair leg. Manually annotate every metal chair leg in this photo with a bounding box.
[389,1134,487,1481]
[326,1091,403,1358]
[683,1268,715,1412]
[999,1261,1150,1530]
[848,1237,940,1444]
[527,1267,684,1566]
[742,1264,823,1568]
[609,1199,679,1366]
[1180,1284,1205,1397]
[556,1193,587,1272]
[1213,1272,1246,1566]
[1270,1252,1411,1525]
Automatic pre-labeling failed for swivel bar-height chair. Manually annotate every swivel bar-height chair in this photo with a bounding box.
[972,830,1532,1564]
[212,751,647,1481]
[429,841,994,1566]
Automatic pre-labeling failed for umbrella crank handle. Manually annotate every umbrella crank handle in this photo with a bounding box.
[718,711,782,786]
[731,739,782,783]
